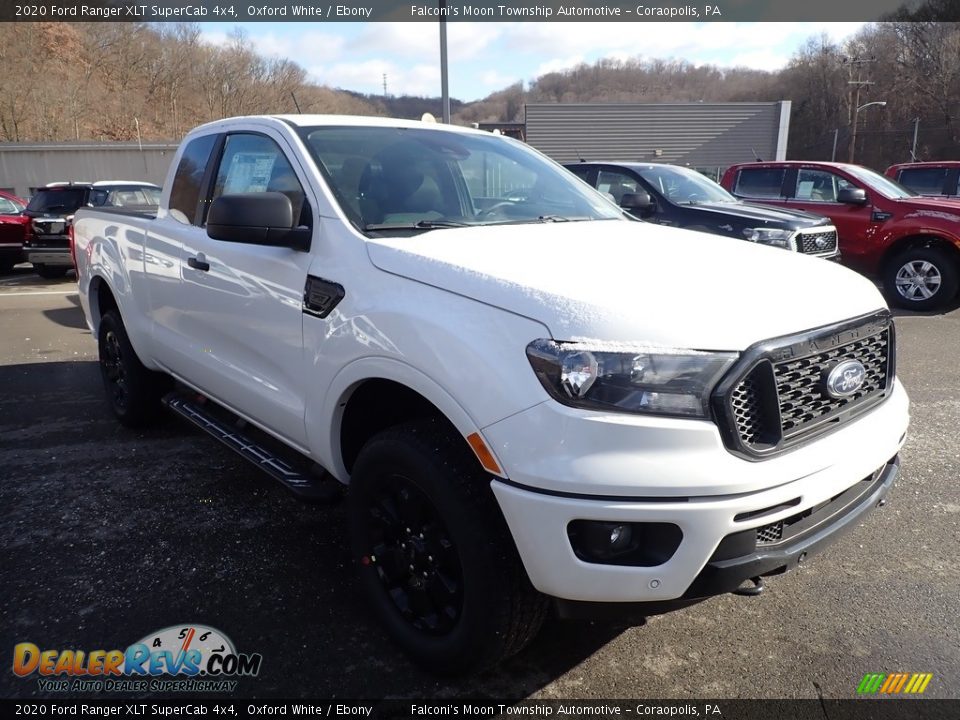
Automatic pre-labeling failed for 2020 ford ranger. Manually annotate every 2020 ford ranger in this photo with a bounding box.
[74,115,910,673]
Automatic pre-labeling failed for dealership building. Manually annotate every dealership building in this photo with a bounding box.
[0,102,791,196]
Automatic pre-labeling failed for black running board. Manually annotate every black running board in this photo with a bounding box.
[163,393,341,503]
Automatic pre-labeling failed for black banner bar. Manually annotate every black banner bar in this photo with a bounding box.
[0,0,949,23]
[2,699,960,720]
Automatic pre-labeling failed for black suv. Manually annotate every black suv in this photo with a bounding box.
[23,182,160,278]
[565,162,840,259]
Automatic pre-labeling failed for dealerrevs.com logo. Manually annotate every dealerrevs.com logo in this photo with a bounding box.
[12,624,262,693]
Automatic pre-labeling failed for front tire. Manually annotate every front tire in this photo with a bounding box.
[348,419,548,674]
[97,310,169,427]
[884,246,959,311]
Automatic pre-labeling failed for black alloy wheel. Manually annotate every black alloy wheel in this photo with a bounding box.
[348,419,548,674]
[101,327,129,412]
[361,472,463,635]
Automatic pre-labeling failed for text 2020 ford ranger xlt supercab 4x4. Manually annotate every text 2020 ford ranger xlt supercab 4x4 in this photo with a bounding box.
[74,115,910,673]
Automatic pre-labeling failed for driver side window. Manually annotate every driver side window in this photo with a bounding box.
[209,133,311,228]
[596,170,639,204]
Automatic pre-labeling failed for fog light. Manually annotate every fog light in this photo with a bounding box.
[609,524,630,548]
[568,520,683,567]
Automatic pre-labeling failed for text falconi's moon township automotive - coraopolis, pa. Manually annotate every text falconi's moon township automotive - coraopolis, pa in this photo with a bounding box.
[407,4,714,18]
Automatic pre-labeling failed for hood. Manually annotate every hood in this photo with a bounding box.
[685,201,831,228]
[893,196,960,222]
[366,220,886,351]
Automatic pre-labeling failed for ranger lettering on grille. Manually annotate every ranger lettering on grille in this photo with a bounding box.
[717,312,895,457]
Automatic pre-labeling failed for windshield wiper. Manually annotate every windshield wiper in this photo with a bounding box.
[490,215,591,225]
[362,219,470,231]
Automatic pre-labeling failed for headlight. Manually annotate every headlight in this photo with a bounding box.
[526,339,738,418]
[743,227,795,250]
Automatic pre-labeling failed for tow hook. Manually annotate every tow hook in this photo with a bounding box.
[733,576,764,596]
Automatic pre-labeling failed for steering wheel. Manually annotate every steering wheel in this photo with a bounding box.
[476,201,517,218]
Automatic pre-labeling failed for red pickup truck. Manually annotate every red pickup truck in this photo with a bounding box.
[885,161,960,198]
[721,161,960,310]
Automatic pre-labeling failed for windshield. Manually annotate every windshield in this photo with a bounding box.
[635,165,735,204]
[26,188,87,214]
[298,125,623,233]
[0,195,24,214]
[844,165,917,199]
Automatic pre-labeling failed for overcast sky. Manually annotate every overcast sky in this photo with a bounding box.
[202,22,866,101]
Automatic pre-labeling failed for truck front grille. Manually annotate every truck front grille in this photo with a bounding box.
[796,229,838,255]
[715,312,894,457]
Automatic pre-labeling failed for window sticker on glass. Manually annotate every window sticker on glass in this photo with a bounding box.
[223,153,278,194]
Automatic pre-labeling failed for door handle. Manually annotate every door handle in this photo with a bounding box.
[187,255,210,272]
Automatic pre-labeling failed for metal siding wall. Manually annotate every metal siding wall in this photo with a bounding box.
[0,143,179,198]
[525,103,785,168]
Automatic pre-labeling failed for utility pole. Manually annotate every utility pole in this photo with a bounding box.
[910,117,920,161]
[843,55,877,163]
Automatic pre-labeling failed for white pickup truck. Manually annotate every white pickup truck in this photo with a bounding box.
[74,115,910,673]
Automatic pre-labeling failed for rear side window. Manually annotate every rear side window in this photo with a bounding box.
[168,134,217,225]
[734,168,786,198]
[794,169,853,202]
[897,167,948,195]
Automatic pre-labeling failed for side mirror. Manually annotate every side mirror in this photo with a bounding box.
[207,192,310,251]
[837,187,868,205]
[619,190,655,214]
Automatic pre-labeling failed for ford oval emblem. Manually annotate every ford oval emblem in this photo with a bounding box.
[824,359,867,399]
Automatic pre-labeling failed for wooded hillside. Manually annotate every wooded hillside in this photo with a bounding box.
[2,13,959,170]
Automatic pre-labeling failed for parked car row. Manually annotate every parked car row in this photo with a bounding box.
[0,181,160,278]
[7,158,960,312]
[564,157,960,311]
[719,161,960,311]
[566,161,841,260]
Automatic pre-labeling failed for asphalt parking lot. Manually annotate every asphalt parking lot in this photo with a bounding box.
[1,265,958,701]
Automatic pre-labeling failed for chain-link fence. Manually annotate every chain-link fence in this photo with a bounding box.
[788,122,960,172]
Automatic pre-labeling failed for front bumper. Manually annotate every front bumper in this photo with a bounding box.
[557,456,897,620]
[487,383,908,604]
[0,243,23,263]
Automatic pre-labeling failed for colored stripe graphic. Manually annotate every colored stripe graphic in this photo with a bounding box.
[858,673,932,695]
[857,674,885,694]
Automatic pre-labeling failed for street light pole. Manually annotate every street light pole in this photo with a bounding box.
[849,100,886,163]
[439,0,450,124]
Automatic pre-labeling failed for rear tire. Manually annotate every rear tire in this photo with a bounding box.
[884,246,959,311]
[347,419,548,674]
[35,264,69,280]
[97,310,170,427]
